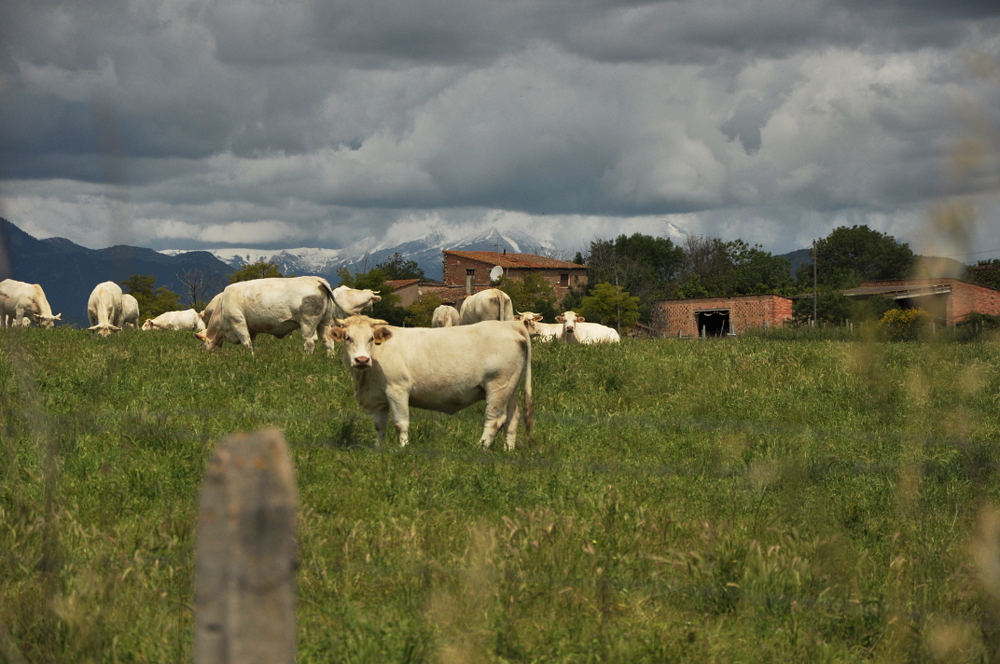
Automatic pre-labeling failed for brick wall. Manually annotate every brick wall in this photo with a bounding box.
[651,295,794,337]
[950,280,1000,324]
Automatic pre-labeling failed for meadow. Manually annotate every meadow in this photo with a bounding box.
[3,326,1000,663]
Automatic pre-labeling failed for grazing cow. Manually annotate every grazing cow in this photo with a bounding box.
[88,281,124,337]
[196,276,341,353]
[143,309,206,332]
[459,288,514,325]
[514,312,560,342]
[121,294,140,328]
[332,286,381,317]
[431,304,460,328]
[556,311,621,344]
[329,316,533,450]
[0,279,61,328]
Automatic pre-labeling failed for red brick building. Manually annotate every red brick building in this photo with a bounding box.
[652,294,794,337]
[841,278,1000,325]
[441,250,587,300]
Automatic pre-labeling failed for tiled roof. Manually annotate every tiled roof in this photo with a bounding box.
[384,278,420,289]
[443,250,585,270]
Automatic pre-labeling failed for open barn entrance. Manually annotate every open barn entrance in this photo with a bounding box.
[696,309,730,337]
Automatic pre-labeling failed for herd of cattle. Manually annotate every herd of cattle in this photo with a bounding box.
[0,276,621,450]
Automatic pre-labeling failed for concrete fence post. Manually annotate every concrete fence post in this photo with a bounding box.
[194,427,298,664]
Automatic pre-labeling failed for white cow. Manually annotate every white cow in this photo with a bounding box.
[0,279,61,328]
[199,293,223,324]
[459,288,514,325]
[88,281,124,337]
[143,309,206,332]
[196,276,341,353]
[329,316,533,450]
[431,304,460,328]
[121,294,140,328]
[332,286,381,317]
[555,311,621,344]
[514,312,561,342]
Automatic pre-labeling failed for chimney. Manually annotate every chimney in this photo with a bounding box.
[465,268,475,295]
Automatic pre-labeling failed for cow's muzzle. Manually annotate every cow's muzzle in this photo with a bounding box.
[353,355,371,368]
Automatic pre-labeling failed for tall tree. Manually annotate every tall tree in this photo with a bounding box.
[676,236,792,298]
[796,225,915,288]
[177,268,223,309]
[120,275,181,320]
[584,233,683,320]
[228,260,285,283]
[579,282,641,332]
[374,253,425,281]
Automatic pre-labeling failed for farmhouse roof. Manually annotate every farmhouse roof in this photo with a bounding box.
[384,278,420,290]
[443,250,585,270]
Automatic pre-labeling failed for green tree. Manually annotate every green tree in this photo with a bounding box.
[579,282,641,332]
[497,273,558,321]
[584,233,684,322]
[228,260,285,283]
[791,290,854,326]
[405,293,444,327]
[795,225,915,289]
[967,260,1000,291]
[677,236,792,298]
[374,253,425,281]
[120,275,181,320]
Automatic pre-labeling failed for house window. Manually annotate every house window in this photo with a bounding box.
[560,273,569,287]
[466,269,476,276]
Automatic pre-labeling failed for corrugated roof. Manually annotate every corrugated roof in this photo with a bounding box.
[443,250,585,270]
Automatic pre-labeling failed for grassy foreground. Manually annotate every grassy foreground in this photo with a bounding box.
[3,327,1000,662]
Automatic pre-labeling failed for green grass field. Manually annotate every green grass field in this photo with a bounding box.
[3,326,1000,662]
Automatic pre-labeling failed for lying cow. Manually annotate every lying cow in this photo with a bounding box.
[143,309,207,332]
[121,294,140,328]
[431,304,460,327]
[0,279,61,328]
[88,281,124,337]
[196,276,341,353]
[556,311,620,344]
[514,312,561,342]
[329,316,533,450]
[459,288,514,324]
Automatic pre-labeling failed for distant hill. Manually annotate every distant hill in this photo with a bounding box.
[0,218,233,327]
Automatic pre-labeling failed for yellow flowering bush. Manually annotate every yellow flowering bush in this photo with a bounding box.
[877,307,932,341]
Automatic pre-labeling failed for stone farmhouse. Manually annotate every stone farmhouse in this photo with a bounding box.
[840,278,1000,326]
[441,250,587,300]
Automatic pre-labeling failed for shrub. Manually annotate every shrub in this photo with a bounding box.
[877,307,931,341]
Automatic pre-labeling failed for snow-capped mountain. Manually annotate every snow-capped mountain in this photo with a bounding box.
[164,227,561,282]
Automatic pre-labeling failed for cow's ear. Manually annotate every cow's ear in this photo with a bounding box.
[194,331,207,341]
[577,316,585,322]
[88,324,99,331]
[555,316,565,323]
[532,314,543,322]
[373,327,392,344]
[328,326,346,342]
[53,313,62,320]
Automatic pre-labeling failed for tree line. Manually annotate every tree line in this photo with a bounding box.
[118,225,997,331]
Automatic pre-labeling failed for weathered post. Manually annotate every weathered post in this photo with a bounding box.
[194,427,298,664]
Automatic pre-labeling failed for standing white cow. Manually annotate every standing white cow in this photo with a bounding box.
[459,288,514,325]
[143,309,206,332]
[332,286,381,317]
[555,311,621,344]
[329,316,533,450]
[431,304,460,328]
[514,312,561,342]
[196,276,342,353]
[88,281,124,337]
[0,279,61,328]
[121,294,140,328]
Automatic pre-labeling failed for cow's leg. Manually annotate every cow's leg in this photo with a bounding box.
[385,388,411,447]
[317,319,337,355]
[373,408,389,446]
[478,389,514,450]
[501,399,520,452]
[300,320,318,353]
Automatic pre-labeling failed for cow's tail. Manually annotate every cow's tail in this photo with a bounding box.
[522,326,533,439]
[316,277,342,317]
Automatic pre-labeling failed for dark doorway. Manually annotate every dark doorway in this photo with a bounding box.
[696,309,730,337]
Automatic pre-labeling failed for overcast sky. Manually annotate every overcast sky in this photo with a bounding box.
[1,0,999,259]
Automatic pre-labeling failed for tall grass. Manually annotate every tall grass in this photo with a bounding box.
[2,326,1000,662]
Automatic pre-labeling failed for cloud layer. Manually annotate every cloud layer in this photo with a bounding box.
[1,0,999,257]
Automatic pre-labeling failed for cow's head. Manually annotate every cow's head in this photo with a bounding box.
[328,316,391,369]
[142,319,155,331]
[37,313,61,329]
[555,311,583,334]
[194,329,224,351]
[515,311,545,336]
[88,323,121,338]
